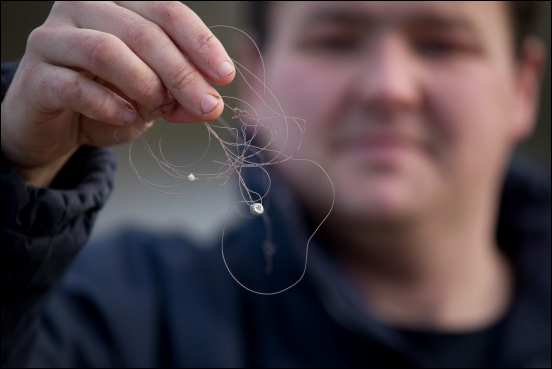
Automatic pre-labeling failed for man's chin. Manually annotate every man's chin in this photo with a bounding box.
[335,182,424,224]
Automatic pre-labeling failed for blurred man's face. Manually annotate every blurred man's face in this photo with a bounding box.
[246,1,534,224]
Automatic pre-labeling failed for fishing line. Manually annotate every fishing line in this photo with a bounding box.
[116,25,335,295]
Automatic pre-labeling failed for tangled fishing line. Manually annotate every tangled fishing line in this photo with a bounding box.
[116,25,334,295]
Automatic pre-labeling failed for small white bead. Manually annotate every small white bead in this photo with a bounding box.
[250,203,264,216]
[188,173,196,181]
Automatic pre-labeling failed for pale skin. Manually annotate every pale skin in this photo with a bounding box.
[1,1,546,332]
[241,1,545,331]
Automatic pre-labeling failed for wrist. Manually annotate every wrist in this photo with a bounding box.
[1,97,77,187]
[1,147,76,188]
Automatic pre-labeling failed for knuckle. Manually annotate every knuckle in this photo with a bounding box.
[170,64,197,92]
[84,34,120,66]
[26,27,49,49]
[190,27,216,54]
[126,20,161,48]
[149,1,185,21]
[139,75,164,103]
[56,75,82,102]
[52,1,91,16]
[93,93,115,119]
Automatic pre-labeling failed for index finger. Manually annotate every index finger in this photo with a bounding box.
[115,1,235,86]
[62,1,233,121]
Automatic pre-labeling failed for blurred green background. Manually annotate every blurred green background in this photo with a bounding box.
[2,1,550,242]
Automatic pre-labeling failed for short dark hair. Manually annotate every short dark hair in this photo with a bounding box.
[507,1,541,57]
[247,1,540,59]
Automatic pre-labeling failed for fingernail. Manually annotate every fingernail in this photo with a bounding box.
[200,94,219,114]
[218,60,234,79]
[123,107,136,124]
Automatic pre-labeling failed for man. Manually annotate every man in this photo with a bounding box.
[1,1,550,367]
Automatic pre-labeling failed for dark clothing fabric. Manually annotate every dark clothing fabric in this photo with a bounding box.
[1,62,550,368]
[399,322,504,368]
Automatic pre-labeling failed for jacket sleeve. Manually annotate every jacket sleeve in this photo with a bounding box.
[1,62,117,366]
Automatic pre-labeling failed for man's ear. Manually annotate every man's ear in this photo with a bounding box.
[511,36,546,142]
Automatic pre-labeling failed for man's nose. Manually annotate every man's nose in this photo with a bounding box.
[356,33,422,118]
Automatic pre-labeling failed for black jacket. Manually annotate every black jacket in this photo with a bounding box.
[1,62,550,367]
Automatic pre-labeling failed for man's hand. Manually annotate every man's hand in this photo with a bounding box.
[1,1,235,187]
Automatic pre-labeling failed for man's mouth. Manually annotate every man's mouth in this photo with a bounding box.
[338,132,425,160]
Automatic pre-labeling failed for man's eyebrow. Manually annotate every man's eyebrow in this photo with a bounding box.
[300,7,478,35]
[406,13,478,35]
[301,8,375,29]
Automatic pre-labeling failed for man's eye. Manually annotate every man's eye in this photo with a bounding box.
[415,41,458,56]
